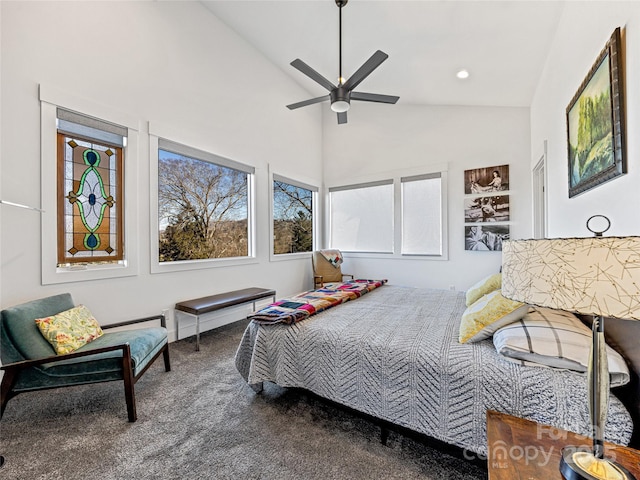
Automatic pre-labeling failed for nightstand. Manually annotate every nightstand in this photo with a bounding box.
[486,410,640,479]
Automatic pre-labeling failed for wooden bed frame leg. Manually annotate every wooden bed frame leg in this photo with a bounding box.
[250,382,264,393]
[381,426,390,445]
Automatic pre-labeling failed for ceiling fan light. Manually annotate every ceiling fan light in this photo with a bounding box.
[331,100,350,113]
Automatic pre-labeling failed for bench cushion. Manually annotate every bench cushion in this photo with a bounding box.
[175,287,275,315]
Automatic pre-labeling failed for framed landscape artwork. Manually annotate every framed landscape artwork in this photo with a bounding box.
[566,27,626,198]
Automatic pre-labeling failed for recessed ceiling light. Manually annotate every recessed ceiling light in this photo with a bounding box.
[456,69,470,79]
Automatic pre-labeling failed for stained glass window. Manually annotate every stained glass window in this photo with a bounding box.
[57,110,125,265]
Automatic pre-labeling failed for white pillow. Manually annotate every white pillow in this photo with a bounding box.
[493,307,630,387]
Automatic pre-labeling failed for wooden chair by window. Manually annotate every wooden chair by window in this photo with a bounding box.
[312,250,354,288]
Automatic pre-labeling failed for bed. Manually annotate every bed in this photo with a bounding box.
[235,284,635,455]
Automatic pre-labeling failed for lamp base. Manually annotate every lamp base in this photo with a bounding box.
[560,446,635,480]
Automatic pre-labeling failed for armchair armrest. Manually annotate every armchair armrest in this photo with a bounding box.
[1,343,131,372]
[103,313,166,329]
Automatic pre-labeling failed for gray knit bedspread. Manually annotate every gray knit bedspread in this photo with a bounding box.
[235,285,633,454]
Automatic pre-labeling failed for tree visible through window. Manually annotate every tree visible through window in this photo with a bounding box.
[158,149,249,262]
[273,179,313,255]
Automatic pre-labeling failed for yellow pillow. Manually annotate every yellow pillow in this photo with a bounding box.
[459,290,528,344]
[35,305,104,355]
[465,273,502,306]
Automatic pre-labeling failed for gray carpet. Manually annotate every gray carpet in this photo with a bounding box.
[0,320,488,479]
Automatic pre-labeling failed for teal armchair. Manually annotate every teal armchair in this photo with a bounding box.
[0,293,170,422]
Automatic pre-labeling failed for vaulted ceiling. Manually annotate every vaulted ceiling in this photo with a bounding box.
[202,0,565,108]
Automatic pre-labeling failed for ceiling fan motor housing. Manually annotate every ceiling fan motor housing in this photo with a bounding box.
[330,87,351,112]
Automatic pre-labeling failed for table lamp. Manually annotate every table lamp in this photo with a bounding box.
[501,228,640,480]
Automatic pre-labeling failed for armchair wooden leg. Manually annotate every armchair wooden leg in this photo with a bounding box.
[162,345,171,372]
[0,369,18,419]
[121,345,137,422]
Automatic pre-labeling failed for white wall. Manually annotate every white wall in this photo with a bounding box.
[0,1,322,339]
[531,2,640,237]
[322,102,532,291]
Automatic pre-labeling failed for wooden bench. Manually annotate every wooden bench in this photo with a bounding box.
[175,287,276,351]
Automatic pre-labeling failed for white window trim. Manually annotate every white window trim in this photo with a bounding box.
[40,84,140,285]
[269,166,319,262]
[327,163,448,261]
[149,125,258,274]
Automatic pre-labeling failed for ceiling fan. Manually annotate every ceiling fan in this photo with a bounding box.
[286,0,399,125]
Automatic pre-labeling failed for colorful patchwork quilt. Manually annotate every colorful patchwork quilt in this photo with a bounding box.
[248,279,387,325]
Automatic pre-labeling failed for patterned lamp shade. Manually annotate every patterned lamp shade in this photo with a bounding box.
[501,237,640,320]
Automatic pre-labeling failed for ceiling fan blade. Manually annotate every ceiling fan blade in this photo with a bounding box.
[290,59,336,92]
[337,111,348,124]
[342,50,389,91]
[287,95,330,110]
[351,91,399,104]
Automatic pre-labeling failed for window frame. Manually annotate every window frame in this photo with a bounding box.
[56,114,125,265]
[149,131,257,274]
[327,165,448,261]
[328,180,395,254]
[40,84,140,285]
[400,172,443,256]
[270,171,318,260]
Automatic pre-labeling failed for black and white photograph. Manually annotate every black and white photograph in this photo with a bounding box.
[464,164,510,194]
[464,195,510,223]
[465,224,510,251]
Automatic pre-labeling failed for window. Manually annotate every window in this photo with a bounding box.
[401,173,442,255]
[272,175,316,255]
[329,181,394,253]
[157,139,254,262]
[329,170,447,259]
[57,109,125,266]
[41,84,139,284]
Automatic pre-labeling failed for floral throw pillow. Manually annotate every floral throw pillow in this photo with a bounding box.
[35,305,104,355]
